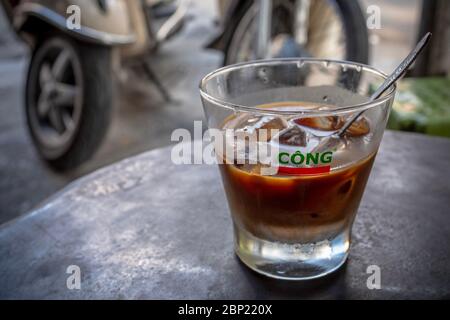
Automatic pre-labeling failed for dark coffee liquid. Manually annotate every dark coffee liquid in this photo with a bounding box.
[219,154,374,243]
[219,102,376,243]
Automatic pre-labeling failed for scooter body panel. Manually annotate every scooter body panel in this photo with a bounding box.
[7,0,138,46]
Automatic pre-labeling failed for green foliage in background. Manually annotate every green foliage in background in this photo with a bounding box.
[388,78,450,138]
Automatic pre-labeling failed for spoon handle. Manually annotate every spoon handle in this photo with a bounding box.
[337,32,432,136]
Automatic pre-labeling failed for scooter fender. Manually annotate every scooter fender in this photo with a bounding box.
[13,0,136,46]
[206,0,247,51]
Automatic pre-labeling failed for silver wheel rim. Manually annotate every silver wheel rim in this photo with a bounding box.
[29,39,83,158]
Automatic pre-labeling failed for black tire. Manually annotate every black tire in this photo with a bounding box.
[223,0,369,65]
[26,34,113,171]
[337,0,369,64]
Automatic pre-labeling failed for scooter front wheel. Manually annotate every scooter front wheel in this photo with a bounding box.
[224,0,369,65]
[25,34,113,171]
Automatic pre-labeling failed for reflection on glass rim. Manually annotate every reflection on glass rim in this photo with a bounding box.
[199,58,397,117]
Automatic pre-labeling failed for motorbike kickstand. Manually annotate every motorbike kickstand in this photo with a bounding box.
[142,60,172,102]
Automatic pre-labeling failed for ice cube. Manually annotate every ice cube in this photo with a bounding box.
[222,113,261,130]
[294,115,370,137]
[293,116,344,132]
[311,135,346,154]
[345,117,370,136]
[237,116,288,142]
[223,114,289,165]
[278,126,308,147]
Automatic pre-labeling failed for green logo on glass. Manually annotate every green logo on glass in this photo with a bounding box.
[277,151,334,175]
[278,151,333,166]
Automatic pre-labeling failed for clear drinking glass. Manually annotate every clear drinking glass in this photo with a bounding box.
[200,59,396,280]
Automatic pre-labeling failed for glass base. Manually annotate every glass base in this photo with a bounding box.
[234,224,350,280]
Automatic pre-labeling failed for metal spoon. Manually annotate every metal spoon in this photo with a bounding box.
[313,32,432,153]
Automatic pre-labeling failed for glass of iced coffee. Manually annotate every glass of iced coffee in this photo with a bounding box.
[200,59,396,280]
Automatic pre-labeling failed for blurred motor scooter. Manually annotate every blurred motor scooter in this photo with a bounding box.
[1,0,187,170]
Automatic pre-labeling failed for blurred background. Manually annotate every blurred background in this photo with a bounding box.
[0,0,448,223]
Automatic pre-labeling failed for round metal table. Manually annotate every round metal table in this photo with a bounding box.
[1,131,449,299]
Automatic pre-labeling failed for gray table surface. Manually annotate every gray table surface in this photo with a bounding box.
[1,131,450,299]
